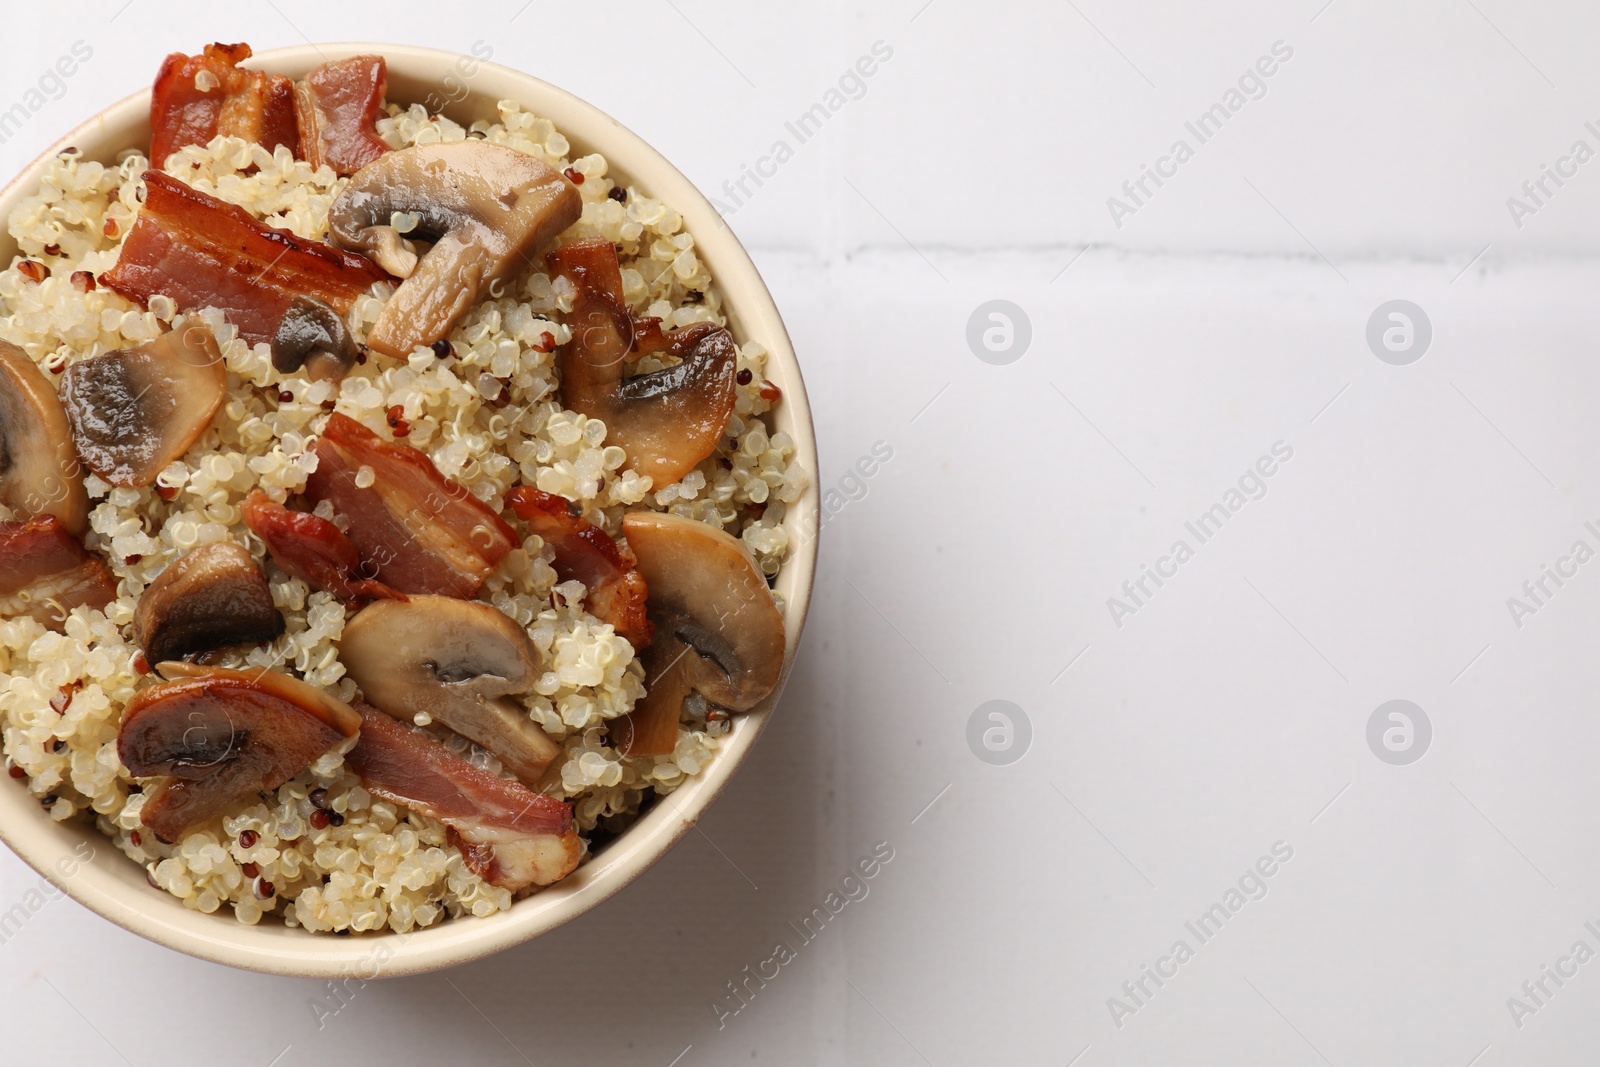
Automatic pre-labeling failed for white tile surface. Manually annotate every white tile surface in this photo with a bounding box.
[4,2,1600,1065]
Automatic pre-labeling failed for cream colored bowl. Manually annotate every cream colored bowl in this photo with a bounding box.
[0,43,817,977]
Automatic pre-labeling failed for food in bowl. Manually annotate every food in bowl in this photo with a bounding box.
[0,43,806,934]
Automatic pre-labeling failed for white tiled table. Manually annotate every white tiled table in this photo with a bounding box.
[6,3,1600,1064]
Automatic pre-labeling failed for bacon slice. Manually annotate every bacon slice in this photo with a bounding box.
[507,487,651,647]
[0,515,116,630]
[344,702,579,891]
[101,172,391,347]
[149,43,298,167]
[303,413,517,598]
[241,491,404,605]
[294,56,389,177]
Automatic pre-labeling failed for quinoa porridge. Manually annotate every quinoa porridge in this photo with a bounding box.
[0,44,805,934]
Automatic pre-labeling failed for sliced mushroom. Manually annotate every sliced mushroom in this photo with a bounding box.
[59,323,226,487]
[0,341,88,536]
[611,512,786,757]
[271,294,358,381]
[133,541,284,665]
[328,142,582,357]
[0,514,116,630]
[118,664,360,841]
[344,700,578,891]
[547,238,737,486]
[339,595,559,784]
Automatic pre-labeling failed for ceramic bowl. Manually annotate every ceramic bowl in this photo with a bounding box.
[0,42,817,977]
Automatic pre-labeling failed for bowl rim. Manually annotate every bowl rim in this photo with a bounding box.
[0,42,819,977]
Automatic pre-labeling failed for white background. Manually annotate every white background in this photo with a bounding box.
[4,2,1600,1065]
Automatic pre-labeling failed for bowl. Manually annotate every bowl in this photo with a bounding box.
[0,43,818,977]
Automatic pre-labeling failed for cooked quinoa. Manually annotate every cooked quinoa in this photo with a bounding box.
[0,98,806,933]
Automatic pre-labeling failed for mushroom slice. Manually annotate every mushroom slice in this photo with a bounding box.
[507,486,652,648]
[547,238,738,486]
[339,595,559,784]
[327,141,582,357]
[117,664,360,842]
[304,412,517,598]
[345,701,578,891]
[241,490,403,604]
[611,512,786,757]
[0,341,88,537]
[271,294,358,382]
[133,541,284,665]
[0,515,115,630]
[59,324,226,488]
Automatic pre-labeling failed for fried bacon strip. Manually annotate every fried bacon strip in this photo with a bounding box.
[344,702,579,891]
[507,487,651,648]
[303,414,517,598]
[294,55,390,176]
[241,491,403,605]
[0,515,116,630]
[101,172,391,347]
[149,43,298,166]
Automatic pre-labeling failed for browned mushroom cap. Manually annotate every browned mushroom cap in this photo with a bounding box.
[611,512,786,757]
[271,294,358,381]
[133,541,285,666]
[0,341,88,536]
[338,595,560,784]
[327,142,581,358]
[547,238,737,486]
[118,664,360,841]
[59,324,226,487]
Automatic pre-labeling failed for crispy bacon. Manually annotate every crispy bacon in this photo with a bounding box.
[294,56,389,177]
[507,487,652,647]
[0,515,116,630]
[241,491,403,605]
[101,172,390,347]
[149,43,298,166]
[345,702,579,891]
[303,414,517,598]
